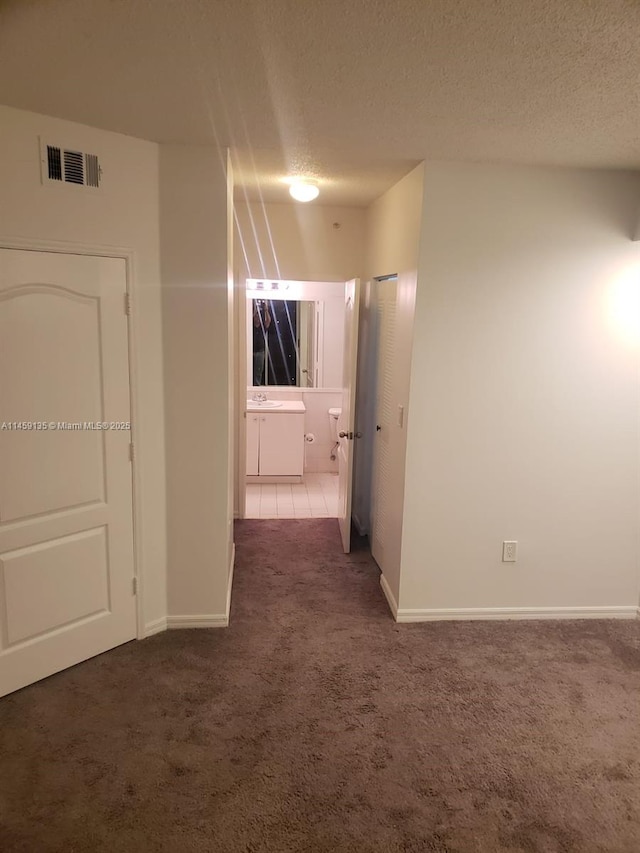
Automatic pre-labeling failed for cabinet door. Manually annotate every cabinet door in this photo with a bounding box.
[259,413,304,475]
[246,414,260,476]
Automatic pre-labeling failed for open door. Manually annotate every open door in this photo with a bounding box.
[370,276,398,571]
[337,278,360,552]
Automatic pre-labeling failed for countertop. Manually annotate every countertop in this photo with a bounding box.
[246,400,306,414]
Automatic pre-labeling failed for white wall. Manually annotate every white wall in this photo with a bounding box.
[321,297,345,388]
[354,165,425,596]
[0,105,167,632]
[400,163,640,617]
[160,145,233,624]
[302,391,343,473]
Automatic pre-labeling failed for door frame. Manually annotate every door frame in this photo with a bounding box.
[0,236,144,639]
[235,277,354,520]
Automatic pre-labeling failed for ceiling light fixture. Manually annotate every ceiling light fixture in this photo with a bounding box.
[289,180,319,202]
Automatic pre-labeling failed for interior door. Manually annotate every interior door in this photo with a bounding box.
[337,278,360,553]
[370,277,398,570]
[0,249,137,697]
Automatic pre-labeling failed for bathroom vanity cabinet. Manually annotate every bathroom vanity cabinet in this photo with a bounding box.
[246,401,305,478]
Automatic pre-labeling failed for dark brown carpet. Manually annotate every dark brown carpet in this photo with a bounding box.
[1,519,640,852]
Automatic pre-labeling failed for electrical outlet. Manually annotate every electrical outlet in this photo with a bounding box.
[502,540,517,562]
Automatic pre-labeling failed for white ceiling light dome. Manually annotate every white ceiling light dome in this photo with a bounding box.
[289,180,319,202]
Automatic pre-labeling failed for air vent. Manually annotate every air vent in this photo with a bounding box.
[85,153,100,188]
[63,150,84,184]
[46,146,62,181]
[40,138,102,189]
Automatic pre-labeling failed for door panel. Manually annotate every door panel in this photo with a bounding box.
[0,288,105,521]
[338,278,360,553]
[0,249,136,697]
[2,526,109,645]
[259,413,304,476]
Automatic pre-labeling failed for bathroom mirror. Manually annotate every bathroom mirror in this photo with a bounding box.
[250,299,316,387]
[247,292,344,388]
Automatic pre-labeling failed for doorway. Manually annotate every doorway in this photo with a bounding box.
[351,271,415,610]
[238,277,360,552]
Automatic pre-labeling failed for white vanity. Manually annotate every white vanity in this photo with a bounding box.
[246,400,306,481]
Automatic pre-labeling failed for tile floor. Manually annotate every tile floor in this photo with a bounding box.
[245,472,339,518]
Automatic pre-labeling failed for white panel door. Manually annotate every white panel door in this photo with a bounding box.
[338,278,360,553]
[370,277,398,571]
[0,249,136,697]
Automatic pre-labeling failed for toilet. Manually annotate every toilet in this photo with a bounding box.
[328,407,341,443]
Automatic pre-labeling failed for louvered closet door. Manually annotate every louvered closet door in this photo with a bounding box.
[371,277,397,570]
[0,249,137,697]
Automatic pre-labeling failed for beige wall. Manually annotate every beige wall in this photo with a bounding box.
[365,166,425,282]
[355,165,425,603]
[226,154,235,592]
[234,201,365,282]
[400,163,640,616]
[160,146,233,623]
[0,104,167,632]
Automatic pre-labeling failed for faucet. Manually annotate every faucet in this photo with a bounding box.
[251,391,268,402]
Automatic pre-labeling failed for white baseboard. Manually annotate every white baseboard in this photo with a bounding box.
[379,574,399,620]
[395,605,639,623]
[143,545,236,635]
[144,616,167,637]
[167,614,229,629]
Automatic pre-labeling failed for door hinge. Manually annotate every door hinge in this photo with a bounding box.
[129,442,135,462]
[132,576,138,595]
[124,292,132,315]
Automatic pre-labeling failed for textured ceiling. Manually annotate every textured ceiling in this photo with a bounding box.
[1,0,639,205]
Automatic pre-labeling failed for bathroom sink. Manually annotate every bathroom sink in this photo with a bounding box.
[247,400,283,408]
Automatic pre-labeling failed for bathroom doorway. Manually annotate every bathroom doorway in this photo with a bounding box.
[239,278,360,551]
